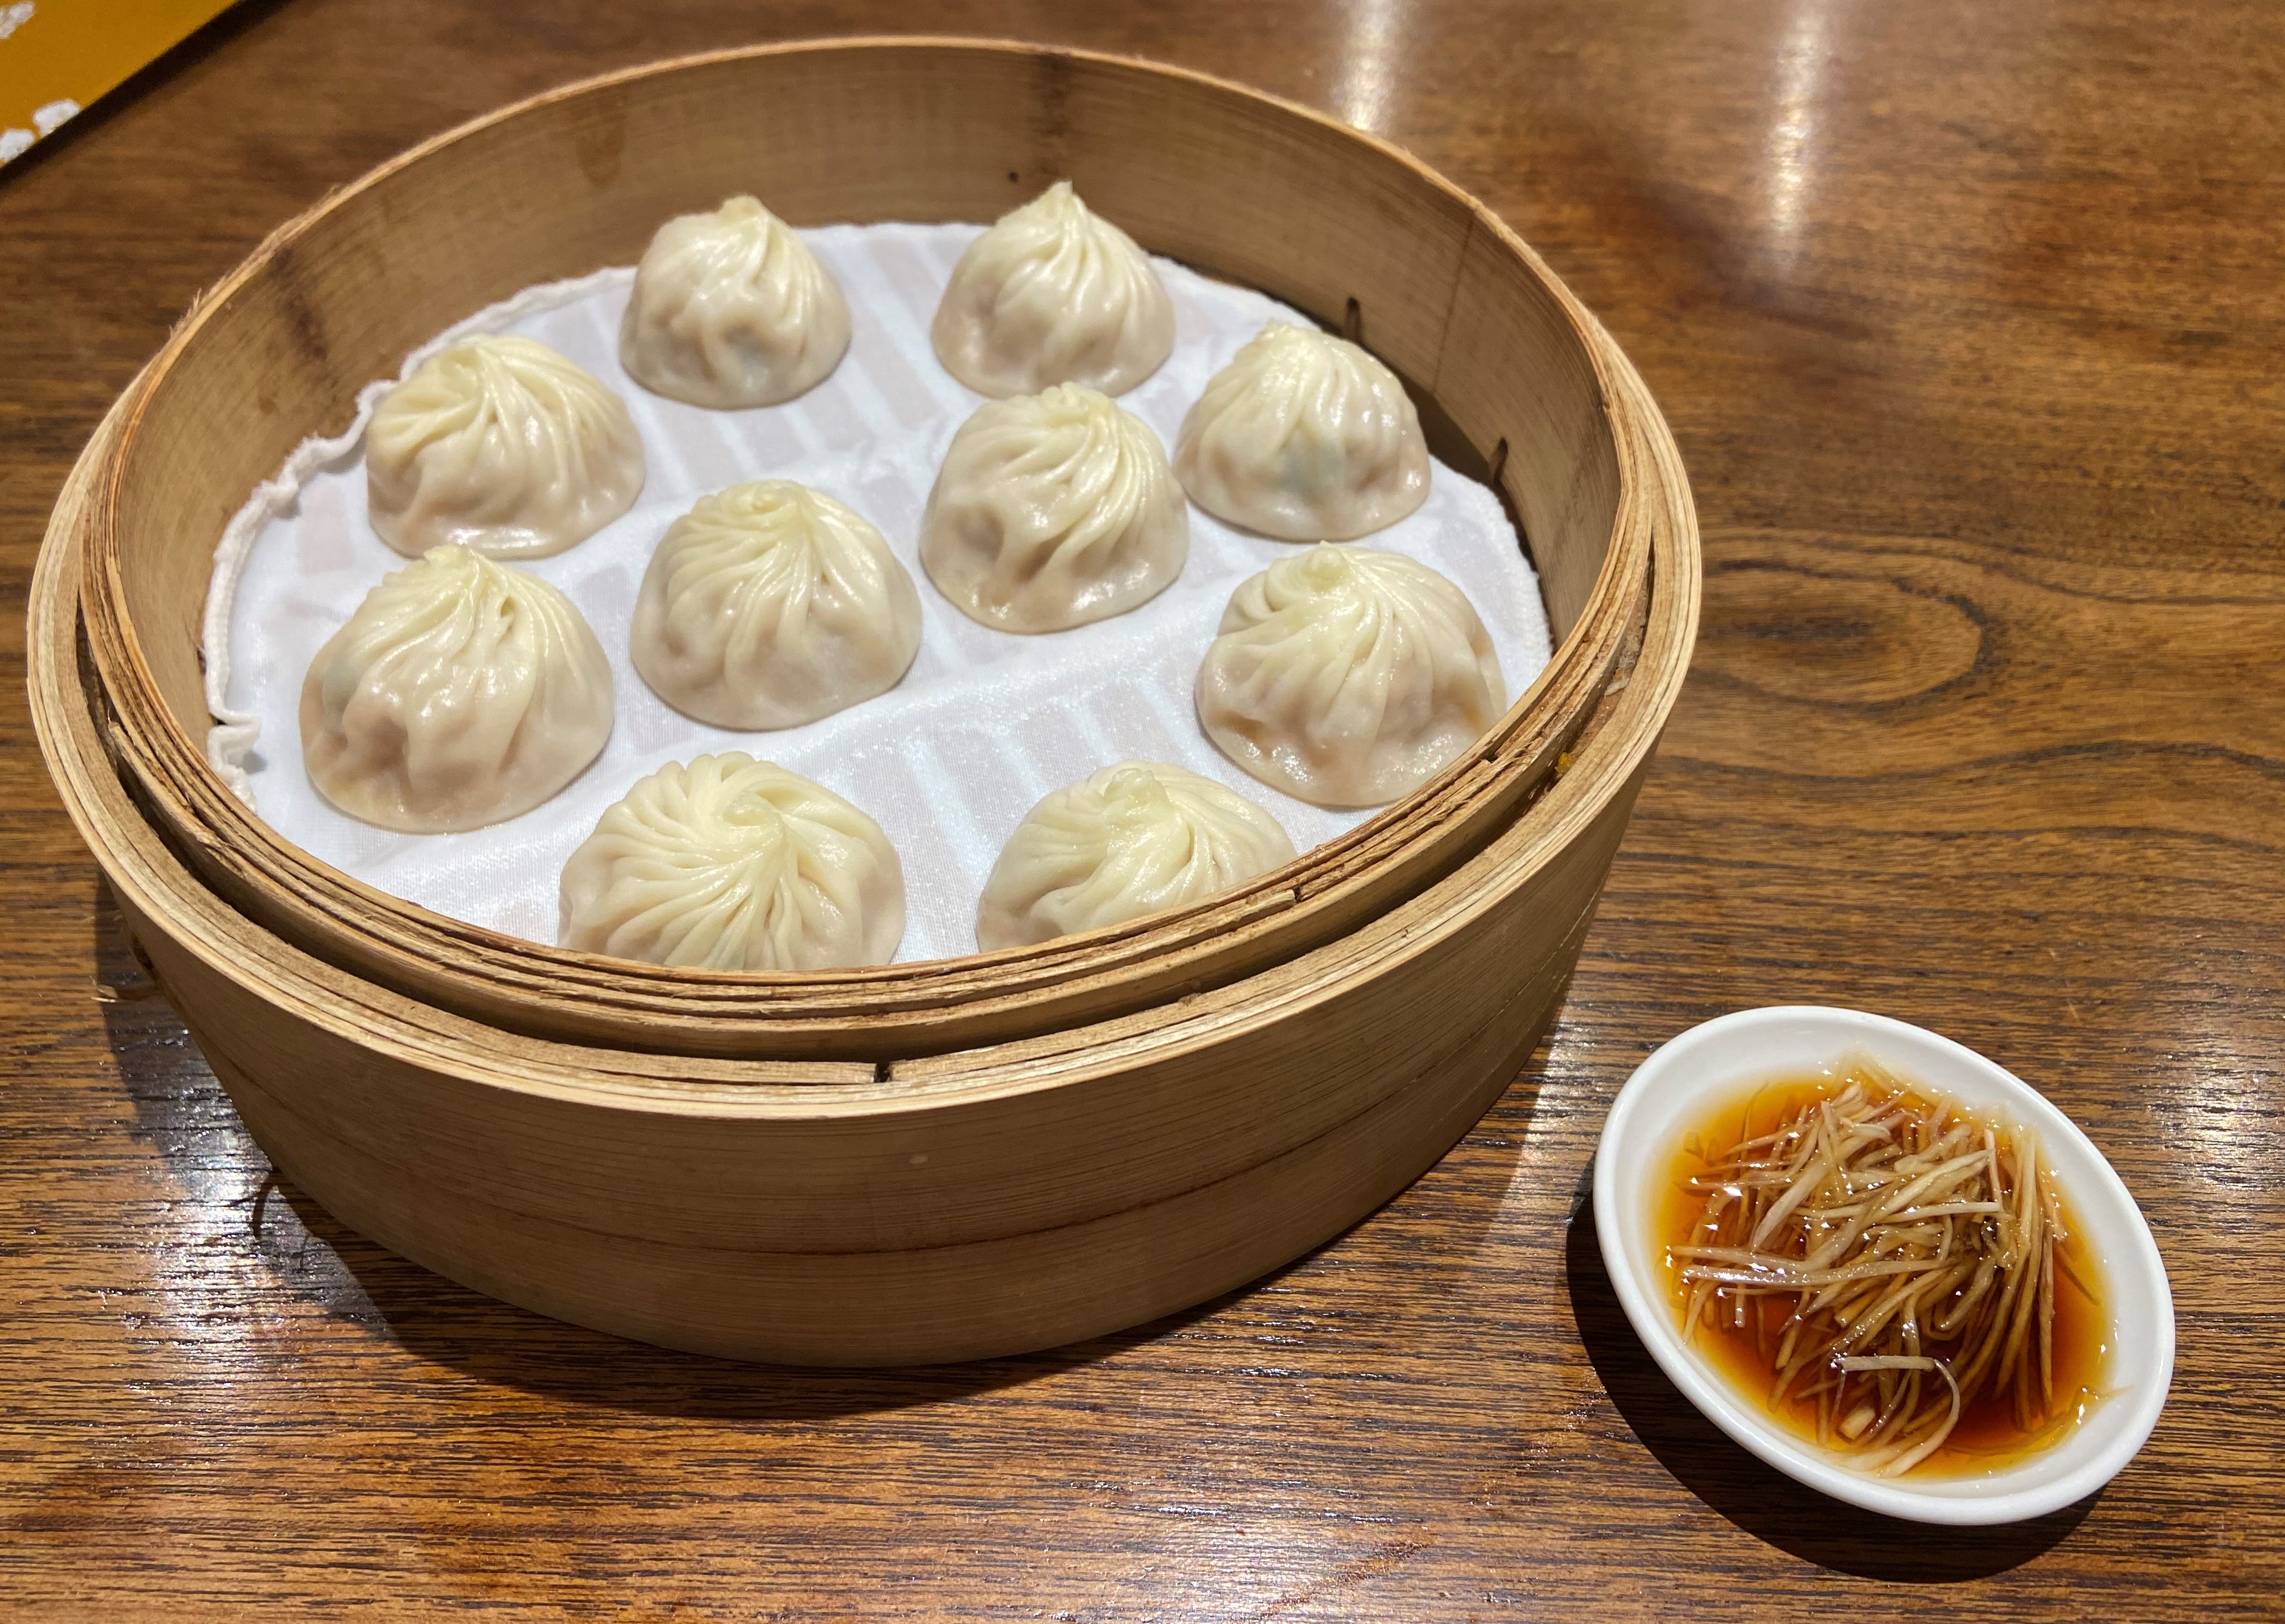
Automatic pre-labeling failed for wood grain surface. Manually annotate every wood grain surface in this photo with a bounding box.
[4,0,2279,1617]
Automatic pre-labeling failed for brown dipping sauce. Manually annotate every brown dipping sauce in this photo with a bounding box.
[1658,1066,2108,1477]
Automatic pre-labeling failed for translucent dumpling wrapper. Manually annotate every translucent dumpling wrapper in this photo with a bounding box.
[300,545,614,832]
[1174,321,1430,541]
[1196,544,1504,808]
[931,180,1175,398]
[558,752,905,971]
[619,195,852,408]
[976,761,1296,951]
[631,480,922,730]
[920,384,1188,633]
[366,335,645,560]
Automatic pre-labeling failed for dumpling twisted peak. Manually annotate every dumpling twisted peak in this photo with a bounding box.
[932,181,1175,397]
[619,195,852,408]
[1197,543,1503,807]
[632,480,921,730]
[977,761,1296,951]
[1175,321,1430,541]
[921,383,1188,632]
[367,335,645,560]
[558,753,905,971]
[299,544,614,832]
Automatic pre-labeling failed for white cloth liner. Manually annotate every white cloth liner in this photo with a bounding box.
[205,222,1552,964]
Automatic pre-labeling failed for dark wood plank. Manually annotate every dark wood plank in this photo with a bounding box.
[3,0,2279,1615]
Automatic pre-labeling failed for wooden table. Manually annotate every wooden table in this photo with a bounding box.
[5,2,2279,1615]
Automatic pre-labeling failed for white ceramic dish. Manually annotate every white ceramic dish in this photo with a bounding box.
[1593,1004,2173,1526]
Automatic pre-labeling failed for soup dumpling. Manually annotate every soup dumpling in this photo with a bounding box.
[632,481,922,730]
[559,753,905,971]
[1174,321,1430,541]
[619,195,851,408]
[367,335,645,561]
[931,181,1174,398]
[920,385,1188,633]
[977,761,1295,951]
[300,545,614,832]
[1196,544,1502,808]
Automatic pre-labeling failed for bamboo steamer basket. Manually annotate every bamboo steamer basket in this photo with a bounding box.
[33,39,1700,1364]
[74,38,1677,1061]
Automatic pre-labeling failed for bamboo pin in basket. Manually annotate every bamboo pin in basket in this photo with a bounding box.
[38,39,1699,1363]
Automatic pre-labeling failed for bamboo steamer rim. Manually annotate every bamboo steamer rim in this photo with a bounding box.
[74,38,1682,1059]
